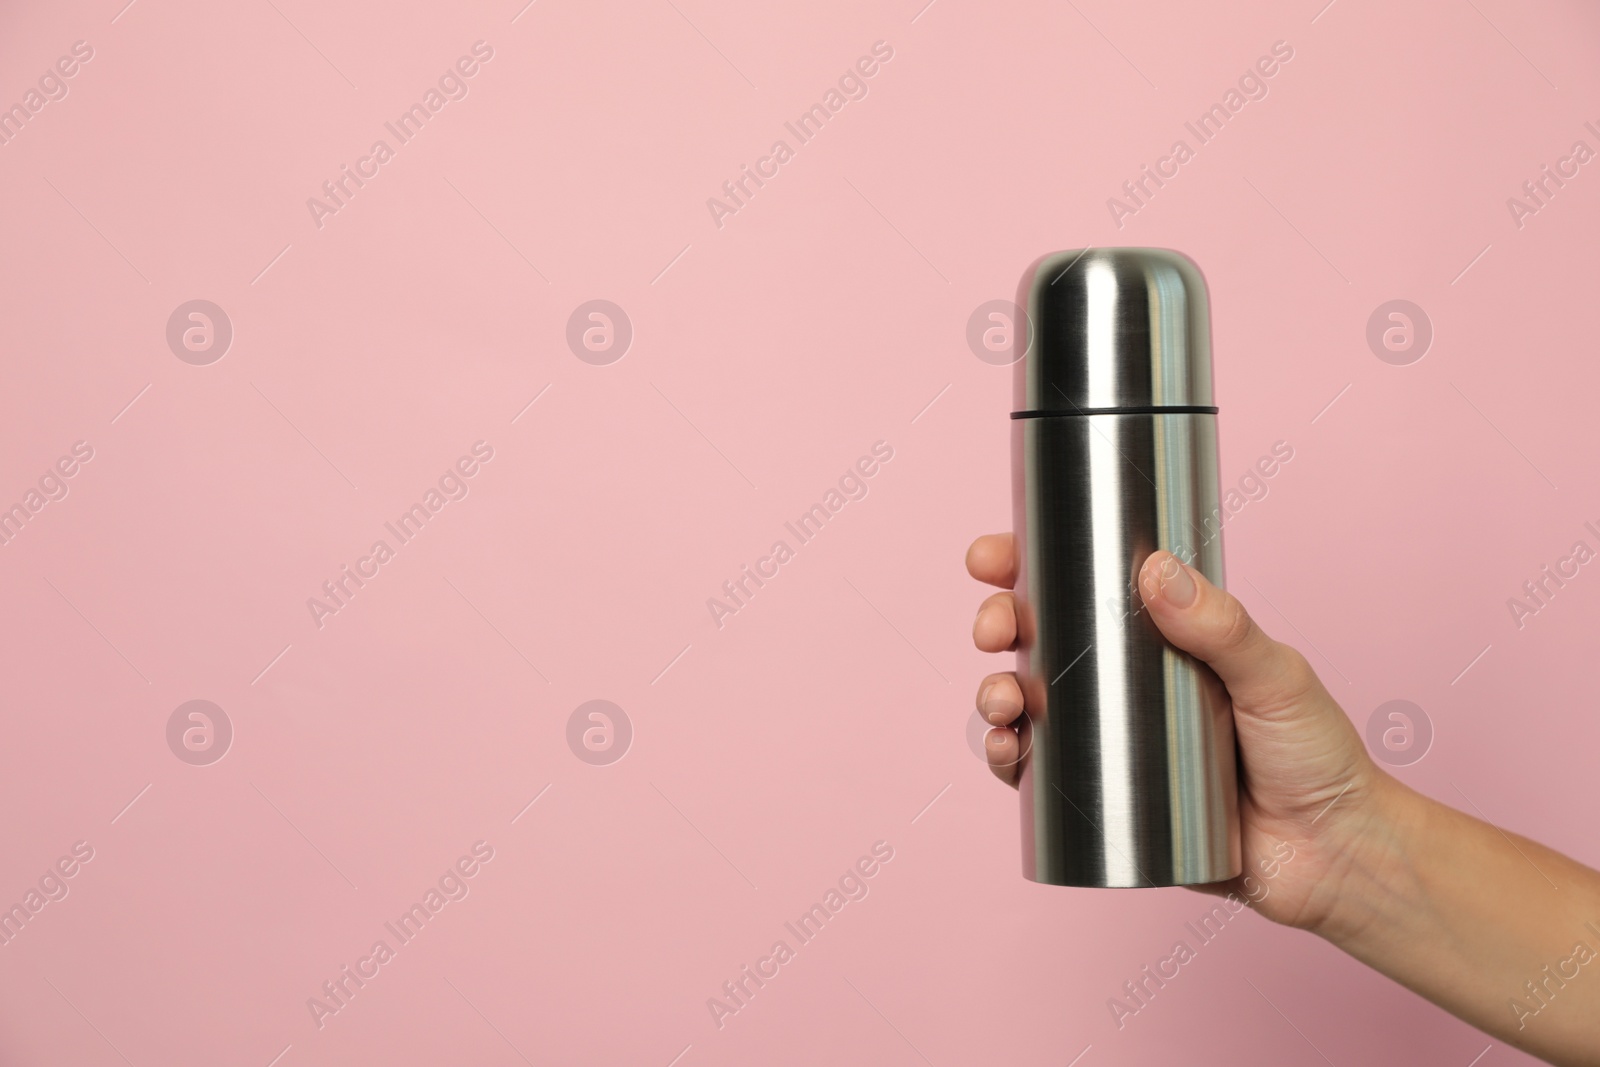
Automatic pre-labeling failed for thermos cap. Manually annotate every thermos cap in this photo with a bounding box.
[1013,248,1214,415]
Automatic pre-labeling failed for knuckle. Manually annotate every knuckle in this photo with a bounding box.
[1281,646,1313,679]
[1248,646,1321,718]
[1214,596,1258,653]
[1276,647,1319,700]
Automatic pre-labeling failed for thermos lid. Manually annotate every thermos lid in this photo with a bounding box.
[1012,248,1214,415]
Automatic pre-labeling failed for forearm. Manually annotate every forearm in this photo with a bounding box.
[1317,775,1600,1065]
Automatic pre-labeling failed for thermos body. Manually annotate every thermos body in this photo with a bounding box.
[1010,248,1241,888]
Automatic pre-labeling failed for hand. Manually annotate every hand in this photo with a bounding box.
[965,533,1397,930]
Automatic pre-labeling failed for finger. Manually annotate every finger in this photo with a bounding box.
[972,591,1018,652]
[1137,551,1322,717]
[976,672,1024,726]
[965,533,1016,589]
[985,726,1024,786]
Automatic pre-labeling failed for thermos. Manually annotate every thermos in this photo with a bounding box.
[1010,248,1240,888]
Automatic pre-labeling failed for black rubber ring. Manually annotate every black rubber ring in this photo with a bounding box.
[1010,405,1219,418]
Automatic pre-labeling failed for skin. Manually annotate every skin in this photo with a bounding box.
[967,533,1600,1065]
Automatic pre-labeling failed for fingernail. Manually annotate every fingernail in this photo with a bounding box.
[986,730,1008,747]
[1160,560,1197,608]
[978,682,996,713]
[982,688,1017,724]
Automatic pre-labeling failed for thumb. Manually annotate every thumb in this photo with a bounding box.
[1137,551,1321,719]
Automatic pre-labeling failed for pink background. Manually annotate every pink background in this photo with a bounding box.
[1,0,1597,1063]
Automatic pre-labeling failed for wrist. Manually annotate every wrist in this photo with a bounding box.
[1300,766,1431,946]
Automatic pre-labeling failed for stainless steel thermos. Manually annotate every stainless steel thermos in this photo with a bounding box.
[1010,248,1241,888]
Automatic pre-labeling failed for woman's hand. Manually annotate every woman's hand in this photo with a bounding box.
[965,532,1398,932]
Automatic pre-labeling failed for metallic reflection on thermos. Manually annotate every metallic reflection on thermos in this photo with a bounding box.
[1010,248,1241,888]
